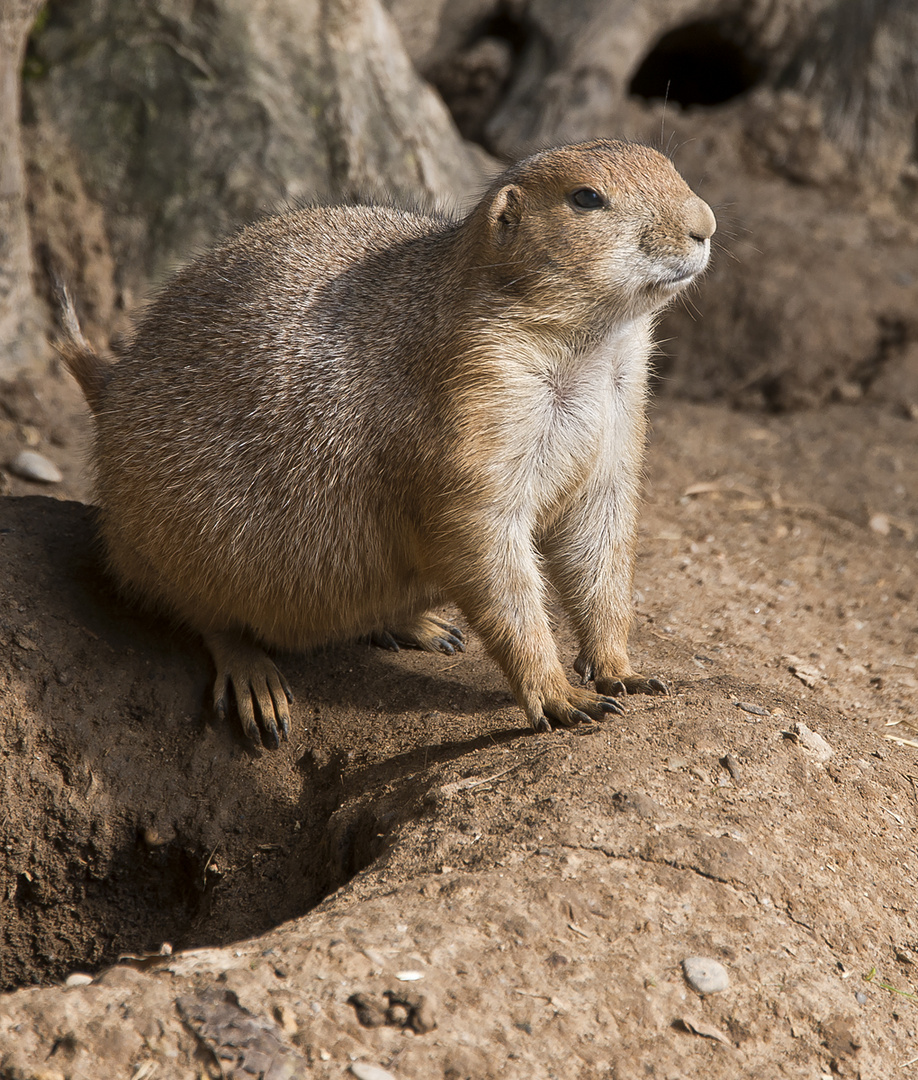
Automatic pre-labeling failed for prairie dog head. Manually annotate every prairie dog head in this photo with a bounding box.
[473,139,715,324]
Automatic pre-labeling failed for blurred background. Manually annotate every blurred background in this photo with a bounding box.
[1,0,917,414]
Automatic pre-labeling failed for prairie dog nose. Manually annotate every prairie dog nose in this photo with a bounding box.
[685,196,716,243]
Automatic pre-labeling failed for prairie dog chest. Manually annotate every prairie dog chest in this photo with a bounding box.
[471,319,651,515]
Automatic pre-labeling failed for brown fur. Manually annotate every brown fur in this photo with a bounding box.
[57,140,715,746]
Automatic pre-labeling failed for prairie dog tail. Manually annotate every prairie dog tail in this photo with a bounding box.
[54,284,110,414]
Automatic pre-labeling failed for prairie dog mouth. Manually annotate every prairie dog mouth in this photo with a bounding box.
[649,266,700,291]
[663,267,698,285]
[649,248,710,289]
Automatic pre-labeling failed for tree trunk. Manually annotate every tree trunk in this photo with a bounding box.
[24,0,493,327]
[0,0,46,376]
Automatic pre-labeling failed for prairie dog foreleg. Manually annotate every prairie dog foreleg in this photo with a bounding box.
[436,513,627,729]
[542,412,668,698]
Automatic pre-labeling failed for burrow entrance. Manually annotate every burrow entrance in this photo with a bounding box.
[629,19,765,107]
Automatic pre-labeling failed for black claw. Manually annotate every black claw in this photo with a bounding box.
[570,709,593,725]
[648,678,669,694]
[435,620,463,638]
[574,658,594,683]
[599,697,626,715]
[439,640,455,656]
[371,630,401,652]
[534,715,552,733]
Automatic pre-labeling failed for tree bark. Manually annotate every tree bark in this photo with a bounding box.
[0,0,46,376]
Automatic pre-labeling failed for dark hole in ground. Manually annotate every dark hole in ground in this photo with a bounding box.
[629,19,764,107]
[1,778,385,992]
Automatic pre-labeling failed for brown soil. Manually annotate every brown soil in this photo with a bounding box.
[0,370,916,1077]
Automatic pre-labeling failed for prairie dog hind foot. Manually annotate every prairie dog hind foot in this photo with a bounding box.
[369,614,465,656]
[205,631,293,748]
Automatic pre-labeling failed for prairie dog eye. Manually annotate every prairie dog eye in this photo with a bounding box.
[569,187,605,210]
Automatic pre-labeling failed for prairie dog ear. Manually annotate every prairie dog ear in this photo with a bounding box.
[489,184,523,239]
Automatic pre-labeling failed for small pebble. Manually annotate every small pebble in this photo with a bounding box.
[682,956,730,994]
[64,972,94,987]
[784,656,823,688]
[869,513,891,536]
[350,1064,397,1080]
[142,827,169,849]
[9,450,63,484]
[734,701,769,717]
[388,1003,411,1026]
[855,991,867,1005]
[787,722,834,763]
[395,970,423,981]
[348,993,387,1028]
[720,754,742,781]
[274,1003,297,1034]
[411,996,438,1034]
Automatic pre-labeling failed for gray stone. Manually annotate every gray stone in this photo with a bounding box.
[682,956,731,995]
[790,722,834,763]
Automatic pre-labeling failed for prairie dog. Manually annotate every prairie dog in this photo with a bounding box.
[58,140,715,747]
